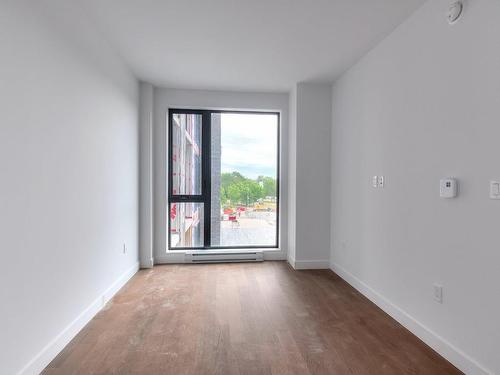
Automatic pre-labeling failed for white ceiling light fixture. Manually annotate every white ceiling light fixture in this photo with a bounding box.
[447,1,464,24]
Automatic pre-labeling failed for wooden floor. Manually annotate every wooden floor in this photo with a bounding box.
[43,262,461,375]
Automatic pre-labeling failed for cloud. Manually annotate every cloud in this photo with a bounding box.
[220,113,278,179]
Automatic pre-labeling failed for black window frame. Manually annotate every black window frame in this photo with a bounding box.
[168,108,280,250]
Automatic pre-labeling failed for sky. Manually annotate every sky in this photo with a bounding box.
[220,113,278,179]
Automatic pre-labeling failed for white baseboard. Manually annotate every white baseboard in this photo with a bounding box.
[330,262,491,375]
[140,257,154,269]
[17,262,140,375]
[263,250,286,261]
[291,259,330,270]
[155,252,188,264]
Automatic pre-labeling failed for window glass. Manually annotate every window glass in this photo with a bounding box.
[210,113,278,247]
[171,113,202,195]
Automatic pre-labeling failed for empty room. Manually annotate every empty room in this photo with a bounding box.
[1,0,499,374]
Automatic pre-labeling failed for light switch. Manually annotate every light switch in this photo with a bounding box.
[378,175,385,188]
[372,175,384,188]
[490,181,500,199]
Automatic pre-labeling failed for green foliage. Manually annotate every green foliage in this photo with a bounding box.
[220,172,276,207]
[257,176,277,197]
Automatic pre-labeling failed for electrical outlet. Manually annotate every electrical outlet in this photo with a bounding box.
[123,243,127,254]
[433,284,443,303]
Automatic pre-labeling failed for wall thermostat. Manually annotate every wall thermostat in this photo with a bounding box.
[440,178,458,198]
[447,1,463,24]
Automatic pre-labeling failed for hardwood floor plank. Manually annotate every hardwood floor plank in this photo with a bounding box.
[42,262,462,375]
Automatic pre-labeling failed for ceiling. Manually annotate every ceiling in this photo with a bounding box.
[78,0,426,92]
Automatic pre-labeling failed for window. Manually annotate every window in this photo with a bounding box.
[168,109,279,249]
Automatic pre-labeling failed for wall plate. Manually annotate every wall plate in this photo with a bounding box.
[490,181,500,199]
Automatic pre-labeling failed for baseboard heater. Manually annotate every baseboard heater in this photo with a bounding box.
[185,250,263,263]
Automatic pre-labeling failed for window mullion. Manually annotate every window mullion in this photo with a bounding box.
[202,111,212,248]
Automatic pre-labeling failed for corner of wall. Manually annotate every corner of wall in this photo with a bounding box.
[139,82,154,269]
[17,262,139,375]
[330,262,491,375]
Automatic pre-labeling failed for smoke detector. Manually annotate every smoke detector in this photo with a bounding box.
[447,1,463,24]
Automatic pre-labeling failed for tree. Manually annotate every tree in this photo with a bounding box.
[244,179,263,204]
[257,176,277,197]
[220,172,271,206]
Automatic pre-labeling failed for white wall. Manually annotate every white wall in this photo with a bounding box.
[331,0,499,373]
[0,2,139,374]
[289,83,332,269]
[139,82,154,268]
[151,87,289,262]
[287,86,297,264]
